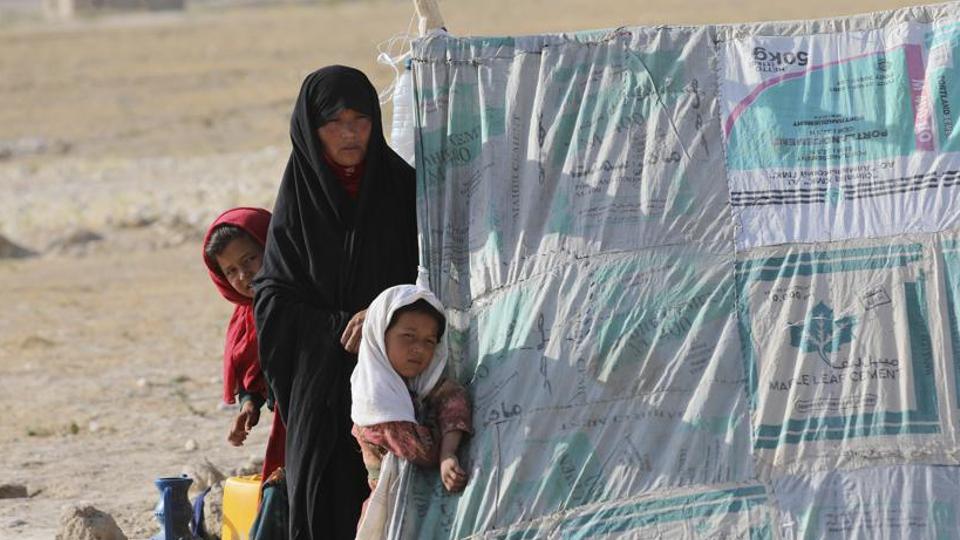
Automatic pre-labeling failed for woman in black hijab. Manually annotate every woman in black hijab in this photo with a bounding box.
[254,65,418,540]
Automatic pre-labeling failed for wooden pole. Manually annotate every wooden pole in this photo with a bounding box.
[413,0,446,36]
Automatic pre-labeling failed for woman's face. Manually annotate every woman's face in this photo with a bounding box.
[316,108,372,167]
[384,311,440,379]
[215,235,264,299]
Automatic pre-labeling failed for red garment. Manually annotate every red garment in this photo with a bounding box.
[203,207,286,481]
[262,404,286,483]
[322,152,364,199]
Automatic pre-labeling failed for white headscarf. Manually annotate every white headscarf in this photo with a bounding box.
[350,283,447,427]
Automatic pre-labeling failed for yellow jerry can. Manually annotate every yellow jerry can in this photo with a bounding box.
[221,475,261,540]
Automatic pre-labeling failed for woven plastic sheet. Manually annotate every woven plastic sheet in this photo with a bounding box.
[390,2,960,538]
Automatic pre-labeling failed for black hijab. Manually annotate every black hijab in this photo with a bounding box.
[253,65,418,539]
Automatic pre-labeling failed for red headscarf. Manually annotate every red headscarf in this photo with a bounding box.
[202,207,272,404]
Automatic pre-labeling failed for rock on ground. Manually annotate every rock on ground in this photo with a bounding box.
[183,458,226,494]
[0,483,28,499]
[46,228,104,256]
[203,483,224,540]
[232,455,263,477]
[0,233,34,258]
[56,504,127,540]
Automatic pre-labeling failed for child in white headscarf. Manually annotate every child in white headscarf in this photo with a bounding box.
[350,284,472,534]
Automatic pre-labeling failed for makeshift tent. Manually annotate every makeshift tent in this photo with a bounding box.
[386,1,960,537]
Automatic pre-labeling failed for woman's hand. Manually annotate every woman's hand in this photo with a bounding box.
[227,400,260,447]
[440,454,468,492]
[341,309,367,353]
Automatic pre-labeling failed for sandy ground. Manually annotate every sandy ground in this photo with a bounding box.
[0,0,942,538]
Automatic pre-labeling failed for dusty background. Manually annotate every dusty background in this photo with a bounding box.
[0,0,942,538]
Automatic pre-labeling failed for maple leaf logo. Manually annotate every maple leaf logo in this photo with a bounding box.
[788,302,857,368]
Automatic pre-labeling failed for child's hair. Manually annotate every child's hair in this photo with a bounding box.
[388,299,446,341]
[204,224,256,276]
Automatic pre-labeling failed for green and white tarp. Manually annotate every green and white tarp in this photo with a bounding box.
[389,2,960,538]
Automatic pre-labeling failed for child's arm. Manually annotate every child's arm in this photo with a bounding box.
[432,379,473,492]
[433,379,473,436]
[439,430,468,492]
[352,424,383,490]
[357,422,440,467]
[227,391,263,447]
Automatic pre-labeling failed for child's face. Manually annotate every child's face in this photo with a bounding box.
[384,311,440,379]
[215,235,264,299]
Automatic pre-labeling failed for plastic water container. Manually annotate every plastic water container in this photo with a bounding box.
[220,475,261,540]
[390,60,416,166]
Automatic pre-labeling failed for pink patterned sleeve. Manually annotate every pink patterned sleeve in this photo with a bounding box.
[355,421,438,467]
[432,379,473,436]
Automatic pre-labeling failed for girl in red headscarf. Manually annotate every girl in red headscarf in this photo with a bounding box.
[202,207,286,492]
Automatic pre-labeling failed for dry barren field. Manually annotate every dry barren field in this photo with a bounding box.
[0,0,941,538]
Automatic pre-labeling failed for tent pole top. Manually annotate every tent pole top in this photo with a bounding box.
[413,0,446,36]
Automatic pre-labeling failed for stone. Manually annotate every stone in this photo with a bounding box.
[0,484,28,499]
[20,335,56,349]
[0,233,34,259]
[47,229,103,255]
[55,504,127,540]
[202,483,223,540]
[231,455,263,477]
[182,458,225,494]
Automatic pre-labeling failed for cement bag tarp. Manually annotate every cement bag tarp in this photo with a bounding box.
[386,2,960,538]
[771,464,960,537]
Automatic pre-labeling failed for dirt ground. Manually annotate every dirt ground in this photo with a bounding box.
[0,0,941,538]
